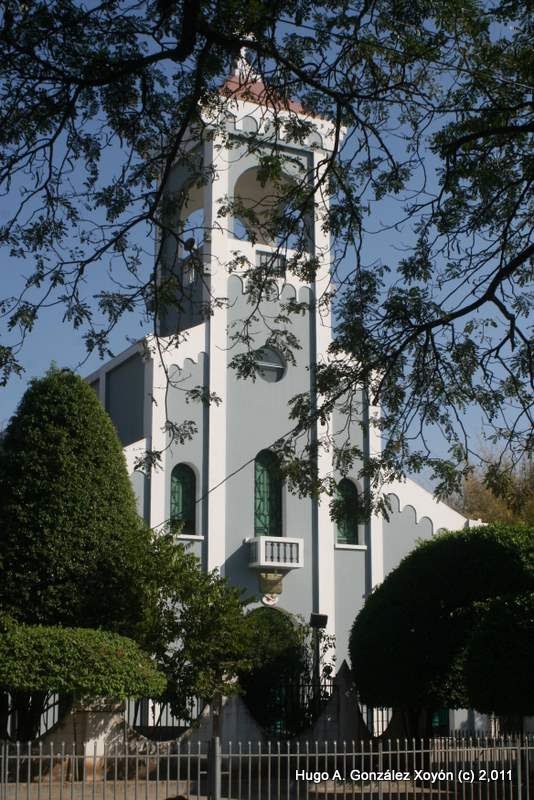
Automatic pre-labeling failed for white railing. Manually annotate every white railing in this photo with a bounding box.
[246,536,303,571]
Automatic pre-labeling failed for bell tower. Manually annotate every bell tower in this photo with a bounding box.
[147,61,340,639]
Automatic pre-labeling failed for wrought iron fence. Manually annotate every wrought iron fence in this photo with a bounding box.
[125,698,206,740]
[242,678,336,741]
[1,694,70,741]
[2,736,532,800]
[355,699,393,739]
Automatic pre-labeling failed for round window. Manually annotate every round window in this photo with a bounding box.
[255,346,286,383]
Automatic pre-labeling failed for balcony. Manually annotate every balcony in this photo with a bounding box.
[246,536,304,572]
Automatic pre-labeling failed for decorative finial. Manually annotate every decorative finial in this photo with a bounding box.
[232,38,259,84]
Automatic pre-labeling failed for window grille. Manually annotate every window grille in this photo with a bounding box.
[335,478,360,545]
[256,250,286,277]
[170,463,196,534]
[254,450,283,536]
[254,345,286,382]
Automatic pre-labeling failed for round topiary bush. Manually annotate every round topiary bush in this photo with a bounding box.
[349,523,534,714]
[464,591,534,715]
[0,616,166,698]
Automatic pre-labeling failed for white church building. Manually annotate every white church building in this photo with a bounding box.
[86,64,473,676]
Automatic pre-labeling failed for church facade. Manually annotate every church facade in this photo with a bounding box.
[86,68,473,670]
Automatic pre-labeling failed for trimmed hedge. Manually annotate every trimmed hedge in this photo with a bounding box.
[0,367,153,637]
[0,617,166,698]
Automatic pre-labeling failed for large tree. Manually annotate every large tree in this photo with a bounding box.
[463,592,534,719]
[0,0,532,506]
[0,367,166,738]
[143,535,256,728]
[349,523,534,735]
[0,367,155,634]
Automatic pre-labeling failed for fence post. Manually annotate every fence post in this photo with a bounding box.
[0,741,4,800]
[517,742,523,799]
[377,740,383,800]
[209,736,221,800]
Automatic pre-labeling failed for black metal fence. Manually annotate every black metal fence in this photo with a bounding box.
[1,694,70,741]
[242,678,336,740]
[125,698,206,740]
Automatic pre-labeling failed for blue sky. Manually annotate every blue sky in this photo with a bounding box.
[1,231,152,428]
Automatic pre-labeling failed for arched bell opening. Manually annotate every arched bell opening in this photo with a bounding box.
[160,181,206,290]
[158,175,207,336]
[232,165,312,253]
[177,182,206,259]
[240,114,259,134]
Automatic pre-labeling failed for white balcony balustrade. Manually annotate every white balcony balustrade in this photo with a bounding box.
[246,536,304,572]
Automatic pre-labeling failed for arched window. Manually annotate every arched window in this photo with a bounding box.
[254,450,282,537]
[170,464,196,534]
[335,479,360,545]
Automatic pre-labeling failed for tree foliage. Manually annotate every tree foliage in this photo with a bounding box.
[144,532,255,721]
[239,608,309,738]
[0,616,166,699]
[0,367,155,637]
[239,608,334,738]
[464,592,534,716]
[452,459,534,525]
[349,524,534,718]
[0,0,532,506]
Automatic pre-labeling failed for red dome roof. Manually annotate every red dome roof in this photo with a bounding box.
[219,73,308,116]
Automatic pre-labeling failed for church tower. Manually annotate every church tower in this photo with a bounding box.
[150,59,343,633]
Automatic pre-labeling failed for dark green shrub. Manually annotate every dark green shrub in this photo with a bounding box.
[349,524,534,714]
[0,616,166,698]
[464,592,534,715]
[0,367,153,636]
[239,608,311,738]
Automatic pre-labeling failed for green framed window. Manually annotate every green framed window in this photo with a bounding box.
[335,479,360,545]
[254,450,282,536]
[170,463,196,534]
